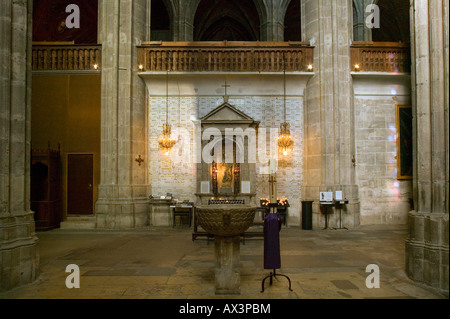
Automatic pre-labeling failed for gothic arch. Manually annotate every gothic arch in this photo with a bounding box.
[193,0,260,41]
[151,0,172,40]
[284,0,301,41]
[352,0,409,42]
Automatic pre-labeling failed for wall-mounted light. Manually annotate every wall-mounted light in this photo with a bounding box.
[138,64,144,71]
[354,64,360,71]
[307,64,313,71]
[93,64,99,70]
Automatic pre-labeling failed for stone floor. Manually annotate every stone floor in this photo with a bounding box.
[0,224,446,300]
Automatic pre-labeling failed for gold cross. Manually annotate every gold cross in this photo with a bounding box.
[135,155,144,166]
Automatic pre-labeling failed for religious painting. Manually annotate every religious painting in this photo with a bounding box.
[211,161,240,195]
[217,163,234,189]
[396,105,413,179]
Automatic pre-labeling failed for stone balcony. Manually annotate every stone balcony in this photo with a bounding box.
[136,41,315,73]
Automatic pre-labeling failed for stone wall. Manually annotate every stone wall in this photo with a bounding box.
[353,75,412,225]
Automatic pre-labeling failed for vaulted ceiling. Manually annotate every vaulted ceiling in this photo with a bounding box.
[372,0,410,42]
[193,0,260,41]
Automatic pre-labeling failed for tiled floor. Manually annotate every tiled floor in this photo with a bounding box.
[0,224,446,299]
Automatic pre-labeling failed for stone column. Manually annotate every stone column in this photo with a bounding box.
[95,0,150,228]
[352,0,373,41]
[406,0,449,296]
[0,0,39,291]
[302,0,360,228]
[214,236,241,295]
[171,0,200,41]
[257,0,287,41]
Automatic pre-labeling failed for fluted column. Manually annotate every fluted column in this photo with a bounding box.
[352,0,374,41]
[302,0,360,228]
[95,0,150,228]
[406,0,449,295]
[258,0,287,41]
[0,0,39,291]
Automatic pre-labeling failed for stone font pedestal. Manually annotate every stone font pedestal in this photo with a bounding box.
[214,235,241,295]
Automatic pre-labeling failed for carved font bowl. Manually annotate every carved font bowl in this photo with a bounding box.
[195,205,257,237]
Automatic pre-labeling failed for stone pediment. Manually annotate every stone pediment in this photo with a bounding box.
[200,102,257,126]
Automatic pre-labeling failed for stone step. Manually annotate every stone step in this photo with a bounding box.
[60,215,96,229]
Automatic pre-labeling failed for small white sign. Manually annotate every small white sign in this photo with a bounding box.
[200,181,210,194]
[320,192,333,202]
[241,181,250,194]
[335,191,343,201]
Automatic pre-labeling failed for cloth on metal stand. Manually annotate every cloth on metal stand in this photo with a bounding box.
[263,212,282,269]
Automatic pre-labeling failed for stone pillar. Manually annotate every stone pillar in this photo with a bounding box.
[95,0,150,228]
[0,0,39,291]
[352,0,373,41]
[302,0,360,228]
[257,0,287,41]
[214,236,241,295]
[406,0,449,296]
[170,0,200,41]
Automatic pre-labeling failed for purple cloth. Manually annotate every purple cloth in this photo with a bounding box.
[263,213,282,269]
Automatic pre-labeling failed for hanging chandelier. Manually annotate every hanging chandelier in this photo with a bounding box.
[278,58,294,156]
[158,68,176,155]
[278,122,294,156]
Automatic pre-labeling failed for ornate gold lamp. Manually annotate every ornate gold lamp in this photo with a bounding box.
[159,123,176,155]
[278,62,294,156]
[278,122,294,156]
[158,69,176,155]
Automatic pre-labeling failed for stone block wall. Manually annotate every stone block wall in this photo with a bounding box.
[353,75,412,225]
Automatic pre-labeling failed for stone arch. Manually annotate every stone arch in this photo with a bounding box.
[371,0,410,42]
[352,0,409,42]
[254,0,293,41]
[193,0,261,41]
[151,0,172,40]
[284,0,301,41]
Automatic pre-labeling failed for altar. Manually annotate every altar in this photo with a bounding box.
[195,96,259,206]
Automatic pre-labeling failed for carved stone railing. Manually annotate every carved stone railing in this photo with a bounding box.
[137,41,314,72]
[350,41,411,73]
[32,42,102,71]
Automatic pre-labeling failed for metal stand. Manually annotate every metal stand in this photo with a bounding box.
[332,200,349,230]
[261,269,293,292]
[261,159,293,293]
[320,202,334,230]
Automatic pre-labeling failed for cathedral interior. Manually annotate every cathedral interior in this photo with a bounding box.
[0,0,448,302]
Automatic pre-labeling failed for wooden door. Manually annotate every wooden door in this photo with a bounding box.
[67,154,93,215]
